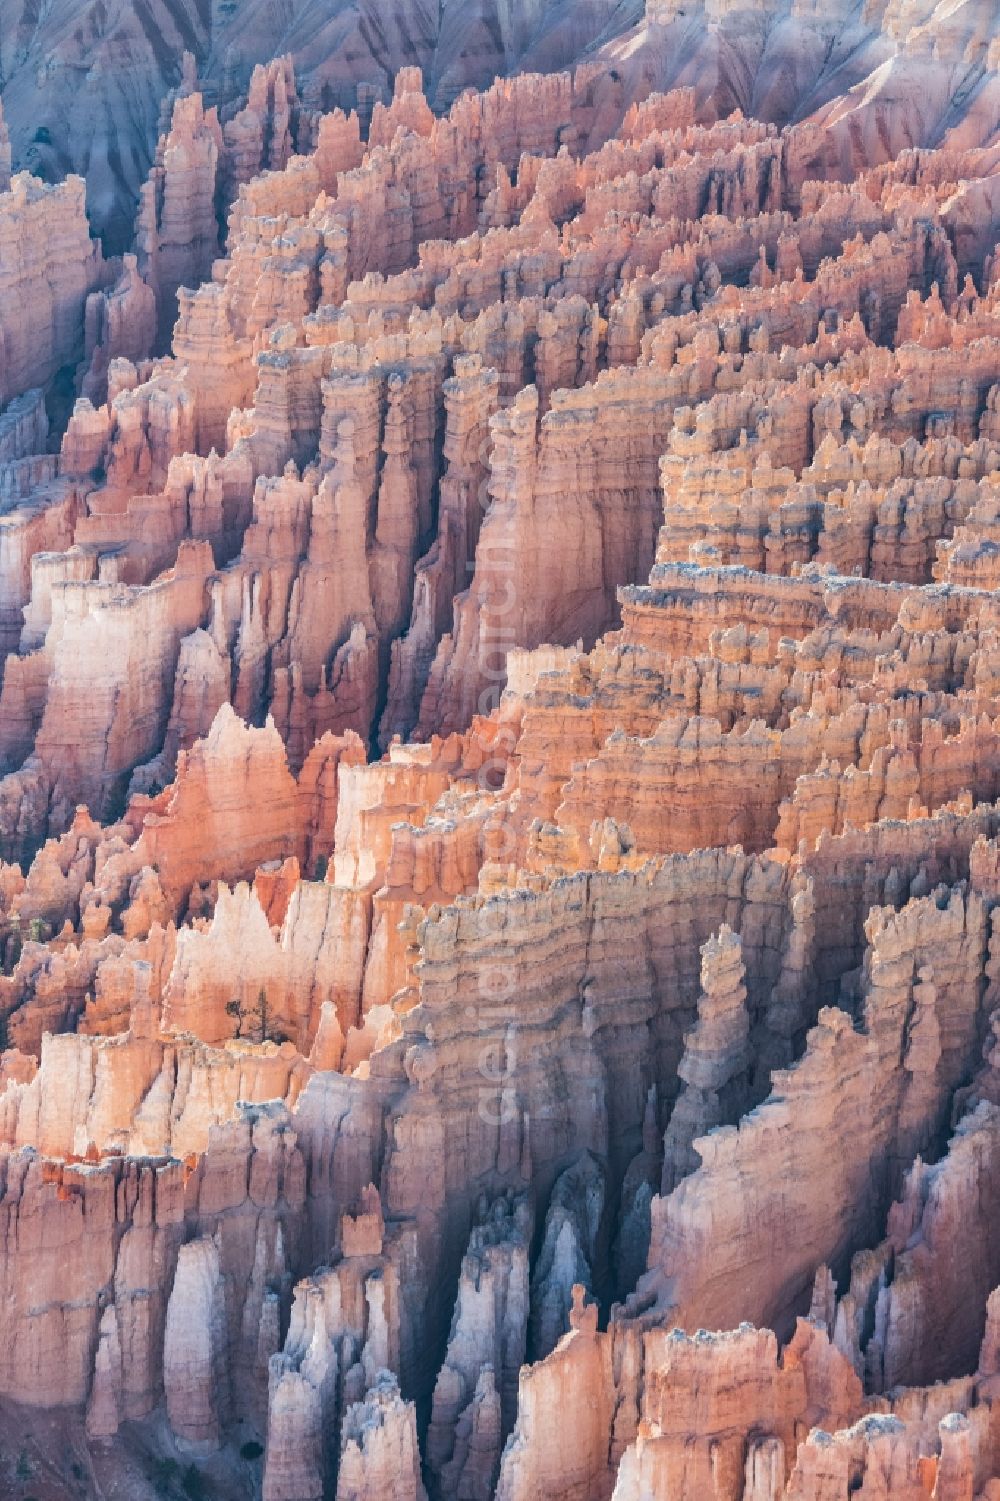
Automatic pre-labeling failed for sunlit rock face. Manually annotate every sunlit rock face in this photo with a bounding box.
[6,11,1000,1500]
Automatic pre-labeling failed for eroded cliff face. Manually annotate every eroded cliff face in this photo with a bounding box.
[5,25,1000,1501]
[4,0,1000,253]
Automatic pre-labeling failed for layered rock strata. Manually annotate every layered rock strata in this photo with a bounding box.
[4,37,1000,1501]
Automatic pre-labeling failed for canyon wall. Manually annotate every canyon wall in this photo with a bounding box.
[3,27,1000,1501]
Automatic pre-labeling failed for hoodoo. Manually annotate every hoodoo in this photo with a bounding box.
[4,2,1000,1496]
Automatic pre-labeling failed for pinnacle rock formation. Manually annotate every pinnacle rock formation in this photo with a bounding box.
[427,1193,531,1497]
[163,1236,232,1449]
[7,15,1000,1501]
[660,924,753,1193]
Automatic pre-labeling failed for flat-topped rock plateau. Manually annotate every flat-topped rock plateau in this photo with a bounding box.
[5,3,1000,1495]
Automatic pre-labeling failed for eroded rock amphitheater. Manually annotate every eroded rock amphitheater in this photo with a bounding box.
[6,0,1000,1496]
